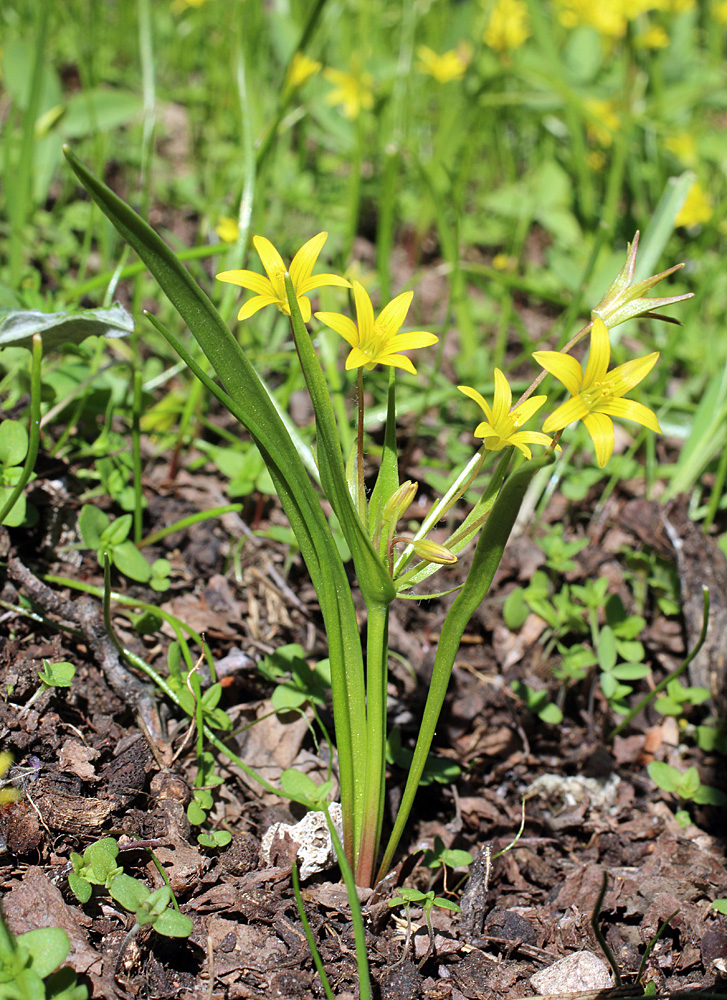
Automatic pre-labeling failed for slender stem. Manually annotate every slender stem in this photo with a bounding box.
[356,600,391,887]
[292,861,335,1000]
[357,368,366,521]
[138,504,243,548]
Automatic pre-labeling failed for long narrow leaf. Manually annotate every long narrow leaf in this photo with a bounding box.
[63,147,367,859]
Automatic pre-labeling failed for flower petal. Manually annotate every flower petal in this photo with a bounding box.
[374,353,417,375]
[352,281,375,343]
[542,395,590,433]
[603,352,659,398]
[296,295,312,323]
[512,394,547,426]
[532,350,584,396]
[345,347,373,370]
[253,236,287,296]
[491,369,513,427]
[583,411,615,467]
[597,397,661,432]
[290,232,327,287]
[315,311,360,348]
[582,315,611,387]
[299,272,352,293]
[216,269,274,296]
[376,291,413,339]
[238,295,278,320]
[384,331,438,352]
[458,384,494,424]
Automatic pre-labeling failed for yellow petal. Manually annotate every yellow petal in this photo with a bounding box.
[511,430,557,451]
[253,236,287,294]
[603,352,659,399]
[376,291,413,339]
[582,315,611,387]
[238,295,278,321]
[299,272,352,293]
[583,411,615,467]
[512,394,547,426]
[289,232,327,287]
[297,295,312,323]
[491,369,513,427]
[458,384,494,424]
[375,353,417,375]
[352,281,375,343]
[216,269,273,296]
[597,397,661,432]
[542,395,590,433]
[346,347,372,370]
[385,331,439,352]
[532,350,584,396]
[315,310,360,348]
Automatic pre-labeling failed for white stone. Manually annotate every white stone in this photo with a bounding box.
[260,803,343,879]
[530,951,613,994]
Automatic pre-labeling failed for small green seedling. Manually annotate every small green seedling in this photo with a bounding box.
[389,887,460,967]
[654,678,710,717]
[258,644,331,712]
[647,761,727,827]
[166,643,232,733]
[21,660,76,715]
[68,836,122,904]
[0,906,87,1000]
[280,768,335,809]
[197,830,232,849]
[510,680,563,725]
[711,899,727,915]
[187,750,225,826]
[0,419,34,527]
[421,835,473,892]
[535,523,589,574]
[108,876,193,938]
[78,504,162,585]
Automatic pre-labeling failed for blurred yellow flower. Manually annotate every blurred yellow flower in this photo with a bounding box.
[492,253,516,271]
[588,150,607,171]
[533,315,660,468]
[635,25,669,47]
[287,52,322,89]
[416,44,471,83]
[715,1,727,24]
[217,232,350,323]
[675,181,713,227]
[215,217,240,243]
[323,68,374,119]
[316,280,438,374]
[458,371,553,460]
[584,98,621,148]
[665,132,697,166]
[483,0,530,51]
[172,0,210,10]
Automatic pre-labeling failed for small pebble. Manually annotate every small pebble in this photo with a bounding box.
[530,951,612,994]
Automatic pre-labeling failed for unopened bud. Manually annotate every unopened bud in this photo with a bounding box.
[411,539,457,565]
[383,481,417,522]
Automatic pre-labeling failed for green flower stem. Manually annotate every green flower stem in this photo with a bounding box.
[137,504,243,548]
[368,366,399,556]
[356,369,367,522]
[356,600,391,887]
[131,369,144,544]
[292,860,336,1000]
[0,333,42,527]
[377,451,555,883]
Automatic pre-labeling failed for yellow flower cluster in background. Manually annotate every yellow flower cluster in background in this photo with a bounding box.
[482,0,530,52]
[323,68,374,119]
[675,181,713,228]
[416,44,472,83]
[287,52,322,90]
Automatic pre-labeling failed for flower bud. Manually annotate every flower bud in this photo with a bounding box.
[410,539,457,565]
[383,481,417,523]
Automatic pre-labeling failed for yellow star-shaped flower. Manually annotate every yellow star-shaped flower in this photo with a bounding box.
[533,315,661,467]
[458,370,552,459]
[216,232,350,323]
[315,280,438,374]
